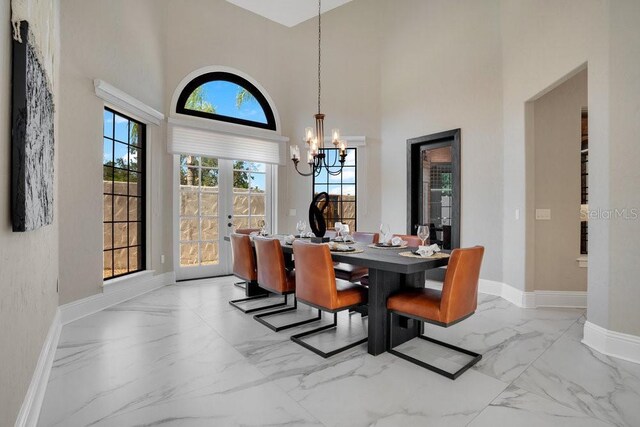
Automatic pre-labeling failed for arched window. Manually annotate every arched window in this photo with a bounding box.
[176,72,276,130]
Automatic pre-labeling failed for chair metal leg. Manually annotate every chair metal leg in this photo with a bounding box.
[229,291,288,314]
[291,312,368,358]
[349,305,368,318]
[387,312,482,380]
[234,281,246,290]
[253,298,322,332]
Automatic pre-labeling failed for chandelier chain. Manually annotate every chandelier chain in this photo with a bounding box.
[317,0,321,114]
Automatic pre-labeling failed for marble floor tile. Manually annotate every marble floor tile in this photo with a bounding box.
[286,351,507,427]
[38,277,638,427]
[469,385,612,427]
[514,321,640,427]
[419,295,584,383]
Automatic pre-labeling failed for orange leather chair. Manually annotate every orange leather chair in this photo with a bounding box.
[252,237,322,331]
[228,233,287,313]
[231,228,262,290]
[291,240,368,358]
[235,228,261,235]
[386,246,484,379]
[334,231,379,283]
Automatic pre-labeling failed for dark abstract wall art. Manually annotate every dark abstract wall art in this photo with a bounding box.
[12,21,55,232]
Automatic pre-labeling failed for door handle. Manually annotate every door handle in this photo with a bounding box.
[227,215,232,219]
[227,222,233,227]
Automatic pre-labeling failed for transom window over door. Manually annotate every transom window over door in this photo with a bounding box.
[176,72,276,130]
[312,148,357,231]
[103,108,146,279]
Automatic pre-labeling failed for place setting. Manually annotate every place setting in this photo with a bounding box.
[399,225,449,259]
[368,224,408,249]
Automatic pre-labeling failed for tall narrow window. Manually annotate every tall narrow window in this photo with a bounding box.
[580,109,588,254]
[312,148,357,231]
[103,108,146,279]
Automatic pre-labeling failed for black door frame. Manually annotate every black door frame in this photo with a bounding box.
[406,129,461,250]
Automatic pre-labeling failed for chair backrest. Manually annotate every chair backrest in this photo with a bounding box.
[254,236,287,293]
[440,246,484,324]
[352,231,379,244]
[230,233,257,281]
[235,228,260,235]
[293,240,337,309]
[393,234,422,247]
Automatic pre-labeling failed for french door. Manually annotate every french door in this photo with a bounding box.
[174,155,272,281]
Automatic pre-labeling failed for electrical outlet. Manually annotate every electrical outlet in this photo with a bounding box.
[535,209,551,220]
[289,209,297,216]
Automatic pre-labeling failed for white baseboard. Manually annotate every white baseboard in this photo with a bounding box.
[15,309,62,427]
[478,279,587,309]
[583,321,640,365]
[59,271,175,325]
[534,290,588,308]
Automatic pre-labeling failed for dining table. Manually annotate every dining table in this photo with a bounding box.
[225,234,450,356]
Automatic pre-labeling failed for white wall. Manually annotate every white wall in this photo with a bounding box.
[379,0,504,281]
[0,1,60,425]
[499,0,610,311]
[58,0,170,304]
[608,0,640,336]
[532,69,588,292]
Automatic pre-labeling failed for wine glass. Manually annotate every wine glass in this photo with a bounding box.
[334,222,343,241]
[379,223,390,243]
[257,219,267,236]
[417,225,430,247]
[342,224,350,240]
[296,220,306,237]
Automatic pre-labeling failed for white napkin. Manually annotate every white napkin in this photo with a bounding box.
[305,231,314,238]
[343,234,354,243]
[416,244,441,257]
[391,236,405,246]
[328,242,350,251]
[284,234,296,244]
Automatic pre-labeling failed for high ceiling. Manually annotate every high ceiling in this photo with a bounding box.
[225,0,353,27]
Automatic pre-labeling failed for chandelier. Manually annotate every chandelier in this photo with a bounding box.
[290,0,347,177]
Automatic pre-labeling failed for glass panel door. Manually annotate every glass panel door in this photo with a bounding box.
[176,155,227,280]
[174,156,272,281]
[232,161,268,230]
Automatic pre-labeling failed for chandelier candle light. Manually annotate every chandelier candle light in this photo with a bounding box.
[290,0,348,177]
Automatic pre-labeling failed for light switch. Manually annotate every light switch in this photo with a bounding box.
[289,209,297,216]
[535,209,551,220]
[515,209,520,220]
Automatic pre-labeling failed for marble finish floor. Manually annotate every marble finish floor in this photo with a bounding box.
[38,276,640,426]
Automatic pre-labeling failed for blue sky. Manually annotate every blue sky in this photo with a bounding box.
[199,81,267,124]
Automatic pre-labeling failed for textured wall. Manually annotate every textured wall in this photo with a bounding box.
[0,1,59,425]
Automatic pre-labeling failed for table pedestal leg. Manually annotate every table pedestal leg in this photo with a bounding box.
[367,269,426,356]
